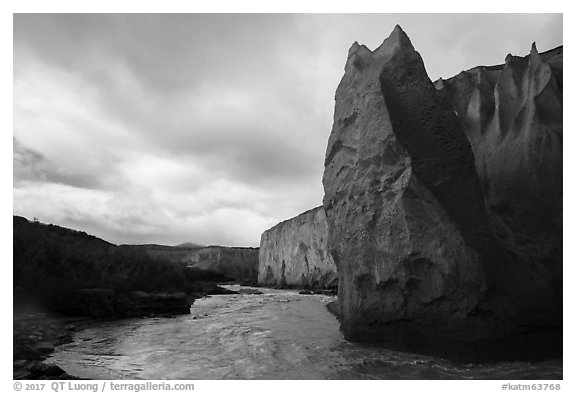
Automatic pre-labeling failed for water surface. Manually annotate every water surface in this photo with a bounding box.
[49,286,562,379]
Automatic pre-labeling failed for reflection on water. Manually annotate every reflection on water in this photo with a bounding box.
[49,286,562,380]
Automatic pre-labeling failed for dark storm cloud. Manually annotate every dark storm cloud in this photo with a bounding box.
[14,14,325,188]
[13,14,563,246]
[14,14,295,94]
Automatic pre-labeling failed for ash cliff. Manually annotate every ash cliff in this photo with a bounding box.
[321,25,562,360]
[258,207,337,289]
[435,44,562,275]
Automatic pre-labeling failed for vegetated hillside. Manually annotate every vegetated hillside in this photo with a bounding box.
[13,216,222,313]
[122,243,260,283]
[189,246,259,284]
[118,244,204,265]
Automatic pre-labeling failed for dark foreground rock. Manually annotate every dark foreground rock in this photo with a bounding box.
[14,362,73,380]
[326,301,340,320]
[13,314,85,379]
[321,25,562,361]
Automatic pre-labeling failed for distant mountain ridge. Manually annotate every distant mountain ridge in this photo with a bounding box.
[14,215,260,295]
[174,242,205,248]
[13,215,228,317]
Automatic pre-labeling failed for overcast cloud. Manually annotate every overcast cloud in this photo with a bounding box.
[13,13,562,246]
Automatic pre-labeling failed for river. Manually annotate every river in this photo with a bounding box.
[48,286,562,379]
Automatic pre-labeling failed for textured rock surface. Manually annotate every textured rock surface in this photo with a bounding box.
[321,25,562,359]
[13,314,80,380]
[189,246,259,283]
[435,45,563,277]
[258,207,337,289]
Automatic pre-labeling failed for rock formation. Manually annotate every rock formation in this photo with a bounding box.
[435,45,563,277]
[13,316,79,379]
[258,207,337,289]
[189,246,260,284]
[322,25,562,360]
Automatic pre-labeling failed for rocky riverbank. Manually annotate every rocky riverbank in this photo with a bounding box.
[13,283,240,380]
[61,289,194,319]
[13,313,89,379]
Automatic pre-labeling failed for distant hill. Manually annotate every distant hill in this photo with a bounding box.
[119,243,260,283]
[118,243,203,264]
[13,215,115,249]
[174,242,205,248]
[189,246,259,283]
[13,215,225,315]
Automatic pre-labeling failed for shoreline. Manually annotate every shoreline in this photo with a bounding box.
[13,283,252,380]
[13,311,93,379]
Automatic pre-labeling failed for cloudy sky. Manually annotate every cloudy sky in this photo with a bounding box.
[13,13,562,247]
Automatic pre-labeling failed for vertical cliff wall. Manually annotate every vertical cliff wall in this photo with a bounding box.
[189,246,259,283]
[435,45,563,276]
[258,206,337,289]
[321,25,562,359]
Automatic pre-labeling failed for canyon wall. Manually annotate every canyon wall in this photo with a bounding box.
[321,25,562,359]
[258,207,337,289]
[189,246,260,283]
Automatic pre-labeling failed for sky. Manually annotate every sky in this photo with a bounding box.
[13,13,563,247]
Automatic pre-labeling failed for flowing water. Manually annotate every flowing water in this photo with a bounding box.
[48,286,562,380]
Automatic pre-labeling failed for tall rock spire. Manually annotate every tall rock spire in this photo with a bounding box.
[322,26,562,361]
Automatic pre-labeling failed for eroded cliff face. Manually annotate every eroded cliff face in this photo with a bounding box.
[435,45,563,276]
[258,207,337,289]
[189,247,259,283]
[321,26,562,359]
